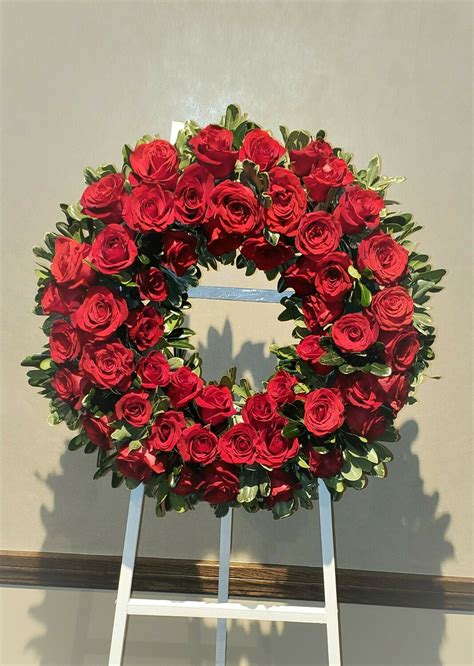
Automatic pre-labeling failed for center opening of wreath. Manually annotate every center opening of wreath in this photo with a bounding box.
[187,264,292,387]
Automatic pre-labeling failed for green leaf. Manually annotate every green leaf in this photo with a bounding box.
[111,425,132,442]
[68,434,85,451]
[371,442,394,463]
[369,363,392,377]
[348,265,361,279]
[359,282,372,307]
[319,351,344,366]
[237,485,259,504]
[282,421,302,439]
[341,460,363,481]
[418,269,446,284]
[366,155,381,187]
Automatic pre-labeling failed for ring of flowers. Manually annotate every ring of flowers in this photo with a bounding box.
[23,105,444,519]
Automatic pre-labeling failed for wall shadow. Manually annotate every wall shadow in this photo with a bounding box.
[26,315,453,665]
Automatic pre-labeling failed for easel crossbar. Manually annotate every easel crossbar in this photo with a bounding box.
[127,599,328,623]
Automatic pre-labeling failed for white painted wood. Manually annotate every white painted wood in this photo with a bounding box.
[108,483,145,666]
[319,478,342,666]
[215,509,233,666]
[127,599,327,623]
[169,120,184,144]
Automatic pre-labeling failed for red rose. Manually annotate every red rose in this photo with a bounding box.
[178,424,218,465]
[127,306,164,351]
[90,224,138,275]
[204,219,244,256]
[332,312,379,353]
[295,212,342,259]
[129,139,179,190]
[314,252,353,302]
[283,257,317,296]
[175,163,214,225]
[264,167,307,237]
[378,373,410,413]
[242,393,278,432]
[161,231,197,276]
[266,469,298,507]
[49,320,81,363]
[173,465,201,496]
[115,446,163,483]
[238,129,285,172]
[256,432,299,468]
[303,294,343,330]
[167,366,204,408]
[304,388,345,437]
[218,423,259,465]
[51,237,95,288]
[380,328,420,371]
[122,184,174,233]
[71,286,128,339]
[296,335,331,375]
[195,385,236,426]
[303,156,354,202]
[80,339,134,389]
[41,282,85,315]
[357,232,408,286]
[266,370,297,405]
[335,372,384,410]
[345,406,387,441]
[137,351,170,389]
[82,414,112,450]
[306,447,342,477]
[199,461,240,504]
[80,173,124,224]
[240,236,293,271]
[136,267,168,302]
[147,410,186,452]
[334,185,384,234]
[115,391,152,428]
[51,367,83,407]
[207,181,261,235]
[290,139,333,177]
[189,125,238,179]
[370,286,414,331]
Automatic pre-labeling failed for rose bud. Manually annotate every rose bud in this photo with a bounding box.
[195,385,236,426]
[178,424,218,465]
[238,129,285,172]
[90,224,138,275]
[334,185,384,234]
[80,173,125,225]
[189,125,238,179]
[167,366,204,408]
[115,391,152,428]
[331,312,379,354]
[303,388,345,437]
[51,237,95,288]
[129,139,179,190]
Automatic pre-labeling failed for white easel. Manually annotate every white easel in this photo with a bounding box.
[108,122,342,666]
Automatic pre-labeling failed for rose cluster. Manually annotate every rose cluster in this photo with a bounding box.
[23,105,443,519]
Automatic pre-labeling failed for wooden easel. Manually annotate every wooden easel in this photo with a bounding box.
[108,122,342,666]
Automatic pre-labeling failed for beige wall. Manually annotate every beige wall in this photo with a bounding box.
[1,1,472,665]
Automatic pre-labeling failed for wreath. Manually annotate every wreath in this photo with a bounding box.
[23,105,445,519]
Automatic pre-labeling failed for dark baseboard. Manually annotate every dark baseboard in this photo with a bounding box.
[0,550,472,612]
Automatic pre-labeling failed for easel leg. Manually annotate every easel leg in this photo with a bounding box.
[318,479,342,666]
[215,508,233,666]
[109,484,145,666]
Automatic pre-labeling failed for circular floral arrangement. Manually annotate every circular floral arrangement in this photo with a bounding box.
[23,105,445,519]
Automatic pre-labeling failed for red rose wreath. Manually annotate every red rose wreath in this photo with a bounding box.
[23,105,445,519]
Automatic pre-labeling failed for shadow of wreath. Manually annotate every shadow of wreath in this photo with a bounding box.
[25,314,453,665]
